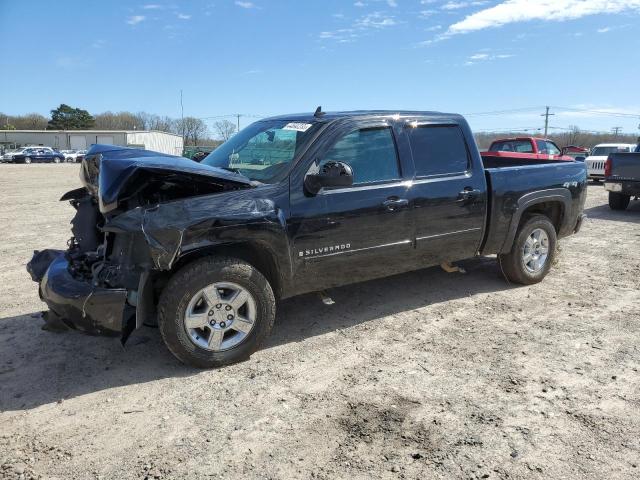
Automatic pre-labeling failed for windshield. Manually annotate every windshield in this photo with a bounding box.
[489,140,534,153]
[591,146,630,156]
[202,119,322,183]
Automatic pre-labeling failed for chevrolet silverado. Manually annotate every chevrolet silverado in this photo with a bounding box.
[28,110,587,368]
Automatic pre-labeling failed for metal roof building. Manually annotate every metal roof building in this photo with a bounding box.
[0,130,183,156]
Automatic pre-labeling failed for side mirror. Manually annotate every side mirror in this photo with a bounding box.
[304,161,354,195]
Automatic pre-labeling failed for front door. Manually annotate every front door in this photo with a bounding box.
[403,122,486,266]
[288,120,414,295]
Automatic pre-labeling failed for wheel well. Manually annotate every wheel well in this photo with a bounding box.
[170,242,282,299]
[519,201,564,233]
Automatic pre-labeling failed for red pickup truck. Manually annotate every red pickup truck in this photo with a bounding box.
[481,137,574,162]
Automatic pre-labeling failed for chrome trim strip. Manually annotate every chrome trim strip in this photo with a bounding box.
[416,227,481,242]
[303,239,412,259]
[320,180,412,195]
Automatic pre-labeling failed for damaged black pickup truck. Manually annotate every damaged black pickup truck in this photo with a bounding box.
[28,110,587,368]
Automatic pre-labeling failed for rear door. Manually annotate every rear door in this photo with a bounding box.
[403,122,486,265]
[288,119,414,293]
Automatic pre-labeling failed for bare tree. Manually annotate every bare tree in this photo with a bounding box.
[214,120,236,141]
[176,116,209,146]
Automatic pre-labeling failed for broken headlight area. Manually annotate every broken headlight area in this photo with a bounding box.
[28,190,153,341]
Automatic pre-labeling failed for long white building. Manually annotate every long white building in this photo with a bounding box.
[0,130,183,156]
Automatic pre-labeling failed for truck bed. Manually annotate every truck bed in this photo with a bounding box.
[480,159,587,255]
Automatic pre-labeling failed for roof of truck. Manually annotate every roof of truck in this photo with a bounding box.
[264,110,463,123]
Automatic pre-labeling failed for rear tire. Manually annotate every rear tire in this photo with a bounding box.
[53,157,60,164]
[608,192,630,211]
[158,256,276,368]
[498,215,557,285]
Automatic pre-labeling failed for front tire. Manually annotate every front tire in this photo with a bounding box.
[24,157,32,164]
[608,192,630,211]
[498,215,557,285]
[158,256,276,368]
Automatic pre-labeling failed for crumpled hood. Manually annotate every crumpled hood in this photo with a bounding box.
[80,144,253,213]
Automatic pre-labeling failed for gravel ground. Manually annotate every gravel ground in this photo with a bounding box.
[0,164,639,480]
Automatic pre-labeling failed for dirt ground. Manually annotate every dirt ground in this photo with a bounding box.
[0,164,639,480]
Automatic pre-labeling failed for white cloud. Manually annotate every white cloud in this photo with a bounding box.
[354,1,366,7]
[443,1,469,9]
[126,15,146,25]
[142,4,162,9]
[597,26,611,32]
[442,0,488,9]
[355,12,398,28]
[447,0,640,35]
[465,51,515,65]
[320,11,399,42]
[425,24,442,31]
[177,13,191,19]
[387,0,398,6]
[235,1,255,8]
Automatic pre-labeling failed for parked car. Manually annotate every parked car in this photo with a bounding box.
[481,137,574,163]
[61,149,87,163]
[604,151,640,210]
[27,110,587,368]
[585,143,636,181]
[562,145,590,161]
[1,146,65,164]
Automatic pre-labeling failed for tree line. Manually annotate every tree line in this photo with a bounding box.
[0,104,238,146]
[1,105,637,150]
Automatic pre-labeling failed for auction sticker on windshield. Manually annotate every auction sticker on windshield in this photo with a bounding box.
[283,122,313,132]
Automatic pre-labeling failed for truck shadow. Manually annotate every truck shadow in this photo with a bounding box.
[583,201,640,224]
[0,257,512,412]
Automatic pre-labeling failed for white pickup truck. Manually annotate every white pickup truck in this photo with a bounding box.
[586,143,636,181]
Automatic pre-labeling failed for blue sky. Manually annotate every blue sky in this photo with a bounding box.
[1,0,639,134]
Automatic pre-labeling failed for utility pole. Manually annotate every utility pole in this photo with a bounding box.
[236,114,241,134]
[611,126,622,137]
[180,90,185,146]
[541,106,555,138]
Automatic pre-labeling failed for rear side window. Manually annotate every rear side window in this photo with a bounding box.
[321,127,400,185]
[489,140,533,153]
[407,125,469,177]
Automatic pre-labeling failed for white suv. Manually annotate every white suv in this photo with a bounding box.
[586,143,636,181]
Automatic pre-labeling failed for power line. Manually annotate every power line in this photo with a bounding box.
[550,106,640,119]
[612,126,622,136]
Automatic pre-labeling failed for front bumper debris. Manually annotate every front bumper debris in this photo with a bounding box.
[28,250,132,337]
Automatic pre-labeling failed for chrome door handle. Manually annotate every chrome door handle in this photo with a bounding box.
[457,188,481,201]
[383,198,409,210]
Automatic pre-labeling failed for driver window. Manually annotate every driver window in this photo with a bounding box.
[319,127,399,185]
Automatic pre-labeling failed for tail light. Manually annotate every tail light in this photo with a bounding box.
[604,157,612,177]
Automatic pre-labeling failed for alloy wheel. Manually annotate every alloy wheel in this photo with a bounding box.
[183,282,257,351]
[522,228,549,274]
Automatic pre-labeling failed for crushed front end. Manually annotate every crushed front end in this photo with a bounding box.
[27,144,254,342]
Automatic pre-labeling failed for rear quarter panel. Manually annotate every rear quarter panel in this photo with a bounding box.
[481,161,587,254]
